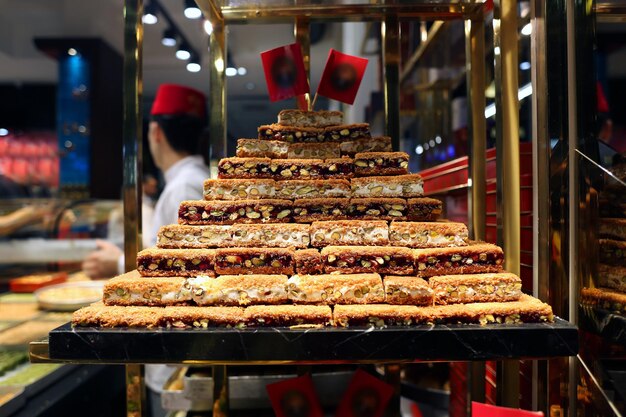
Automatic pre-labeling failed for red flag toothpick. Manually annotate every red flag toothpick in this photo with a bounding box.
[260,43,310,102]
[316,49,368,106]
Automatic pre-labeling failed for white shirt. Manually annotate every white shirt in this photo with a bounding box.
[142,155,210,394]
[150,155,210,246]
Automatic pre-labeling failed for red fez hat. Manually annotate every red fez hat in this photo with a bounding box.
[150,84,207,119]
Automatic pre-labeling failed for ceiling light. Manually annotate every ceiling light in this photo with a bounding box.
[67,48,77,56]
[176,43,191,60]
[237,67,247,76]
[143,2,158,24]
[521,23,532,36]
[415,145,424,155]
[162,28,177,47]
[424,143,430,151]
[520,61,531,70]
[203,20,213,36]
[494,46,501,56]
[225,67,237,77]
[429,139,436,147]
[0,128,8,136]
[435,135,442,144]
[187,61,201,72]
[184,0,202,19]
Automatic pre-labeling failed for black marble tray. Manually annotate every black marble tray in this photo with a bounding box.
[46,318,578,364]
[579,304,626,346]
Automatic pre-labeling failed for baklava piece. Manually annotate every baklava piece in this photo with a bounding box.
[203,178,276,200]
[236,139,288,159]
[275,179,351,199]
[580,287,626,314]
[244,305,333,327]
[103,271,190,306]
[278,109,343,127]
[389,221,468,248]
[599,218,626,241]
[72,302,166,328]
[599,239,626,266]
[229,224,311,248]
[333,304,419,327]
[269,158,325,180]
[161,306,246,329]
[351,174,423,198]
[321,246,415,275]
[178,199,293,225]
[288,142,341,159]
[429,272,522,305]
[340,136,392,157]
[158,224,232,248]
[323,124,371,141]
[598,263,626,292]
[294,249,324,275]
[137,248,216,277]
[407,198,443,221]
[348,198,408,221]
[286,273,384,305]
[214,247,295,275]
[319,158,354,179]
[310,220,389,247]
[354,152,409,176]
[419,294,554,325]
[383,276,433,306]
[413,243,504,278]
[218,157,273,179]
[292,198,350,222]
[186,275,288,306]
[258,124,325,143]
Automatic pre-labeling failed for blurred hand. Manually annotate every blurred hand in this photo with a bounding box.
[82,239,122,279]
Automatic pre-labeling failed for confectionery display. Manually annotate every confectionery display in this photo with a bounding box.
[73,109,554,329]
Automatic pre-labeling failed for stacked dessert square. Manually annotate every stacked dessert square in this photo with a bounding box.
[74,110,554,328]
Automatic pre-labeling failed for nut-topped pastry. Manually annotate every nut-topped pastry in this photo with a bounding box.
[340,136,392,157]
[292,198,350,222]
[310,220,389,247]
[599,239,626,266]
[413,243,504,278]
[275,179,351,199]
[348,198,408,221]
[351,174,423,198]
[354,152,410,176]
[383,276,433,306]
[286,273,385,305]
[137,248,216,277]
[278,109,343,127]
[429,272,522,305]
[214,247,295,275]
[236,139,289,159]
[103,271,190,306]
[288,142,341,159]
[218,157,273,179]
[333,304,419,327]
[294,249,324,275]
[157,224,310,249]
[407,198,443,221]
[244,305,333,327]
[389,222,468,248]
[187,275,288,306]
[321,246,415,275]
[203,179,276,200]
[258,123,370,143]
[178,199,293,225]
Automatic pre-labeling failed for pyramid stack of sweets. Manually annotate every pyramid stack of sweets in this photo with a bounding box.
[74,110,554,328]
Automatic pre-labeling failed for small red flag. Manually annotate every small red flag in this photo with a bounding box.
[317,49,368,105]
[261,43,310,102]
[266,375,323,417]
[335,369,393,417]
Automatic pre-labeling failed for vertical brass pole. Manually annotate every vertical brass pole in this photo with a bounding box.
[212,365,229,416]
[126,364,146,417]
[493,0,521,408]
[123,1,144,414]
[382,15,401,150]
[530,0,550,412]
[294,17,311,110]
[465,12,487,410]
[208,18,226,178]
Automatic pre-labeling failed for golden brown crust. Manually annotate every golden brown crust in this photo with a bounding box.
[310,220,389,247]
[161,306,246,328]
[333,304,419,327]
[413,243,504,278]
[581,287,626,313]
[383,276,433,306]
[274,179,351,199]
[214,248,295,275]
[244,305,332,326]
[136,248,216,277]
[355,152,409,159]
[340,137,392,156]
[278,109,344,127]
[292,198,350,222]
[597,263,626,292]
[188,275,288,306]
[389,221,469,248]
[72,303,166,328]
[321,246,414,275]
[103,275,189,307]
[354,152,410,176]
[236,139,289,158]
[203,178,276,200]
[294,249,323,275]
[429,272,522,305]
[351,173,422,185]
[347,198,408,221]
[288,142,341,159]
[287,273,384,305]
[178,199,293,225]
[406,198,443,221]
